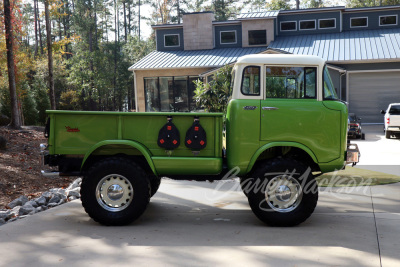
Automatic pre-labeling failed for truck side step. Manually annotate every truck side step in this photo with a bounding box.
[41,170,81,178]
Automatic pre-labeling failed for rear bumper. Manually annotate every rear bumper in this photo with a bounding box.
[387,126,400,132]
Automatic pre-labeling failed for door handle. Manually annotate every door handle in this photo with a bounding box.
[262,107,279,111]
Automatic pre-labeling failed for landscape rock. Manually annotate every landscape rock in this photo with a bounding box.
[19,203,35,216]
[0,210,10,220]
[35,196,47,206]
[7,195,29,209]
[26,200,38,208]
[67,188,81,198]
[1,177,83,226]
[0,114,10,126]
[67,178,82,190]
[9,206,21,218]
[42,191,53,200]
[48,195,61,205]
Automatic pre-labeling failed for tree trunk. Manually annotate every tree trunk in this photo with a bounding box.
[138,0,140,40]
[113,0,117,110]
[45,0,56,110]
[37,0,43,54]
[34,0,38,57]
[3,0,22,129]
[123,1,127,42]
[128,1,131,35]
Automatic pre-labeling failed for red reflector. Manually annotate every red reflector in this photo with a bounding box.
[167,126,172,130]
[160,139,164,144]
[173,140,177,145]
[200,140,205,146]
[194,127,199,131]
[187,140,192,144]
[387,118,390,124]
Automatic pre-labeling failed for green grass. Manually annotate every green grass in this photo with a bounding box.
[316,167,400,187]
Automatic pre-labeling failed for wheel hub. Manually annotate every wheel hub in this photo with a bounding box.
[107,184,124,201]
[96,174,134,212]
[265,175,303,213]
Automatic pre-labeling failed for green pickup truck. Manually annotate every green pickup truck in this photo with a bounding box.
[41,54,358,226]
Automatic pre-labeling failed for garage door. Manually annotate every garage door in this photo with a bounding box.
[348,71,400,123]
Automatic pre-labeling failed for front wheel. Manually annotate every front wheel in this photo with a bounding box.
[81,157,150,226]
[246,159,318,226]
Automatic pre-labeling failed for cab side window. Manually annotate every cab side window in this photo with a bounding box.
[241,66,260,96]
[265,66,316,99]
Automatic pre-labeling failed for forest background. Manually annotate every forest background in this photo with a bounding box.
[1,0,398,127]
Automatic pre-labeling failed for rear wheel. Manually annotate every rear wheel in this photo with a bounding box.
[149,176,161,197]
[386,130,391,139]
[246,158,318,226]
[81,157,150,226]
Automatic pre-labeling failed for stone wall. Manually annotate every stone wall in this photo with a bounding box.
[183,12,215,50]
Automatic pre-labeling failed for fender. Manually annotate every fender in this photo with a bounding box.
[246,142,319,173]
[81,140,157,175]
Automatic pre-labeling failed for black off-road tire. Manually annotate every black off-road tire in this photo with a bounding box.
[149,176,161,197]
[246,158,318,227]
[386,130,391,139]
[81,157,150,226]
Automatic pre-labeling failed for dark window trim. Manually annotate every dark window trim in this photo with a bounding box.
[164,34,180,47]
[241,66,261,96]
[379,14,398,26]
[299,19,316,31]
[280,21,297,32]
[220,30,237,44]
[350,17,368,28]
[318,18,336,29]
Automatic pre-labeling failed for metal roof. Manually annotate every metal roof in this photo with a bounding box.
[268,28,400,63]
[237,10,279,19]
[129,47,268,70]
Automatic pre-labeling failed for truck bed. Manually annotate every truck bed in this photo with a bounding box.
[46,111,224,176]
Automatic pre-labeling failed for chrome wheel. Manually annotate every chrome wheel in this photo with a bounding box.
[265,175,303,213]
[96,174,134,212]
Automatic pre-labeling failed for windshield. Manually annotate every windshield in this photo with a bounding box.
[323,66,338,100]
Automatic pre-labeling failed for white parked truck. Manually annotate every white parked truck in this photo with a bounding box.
[381,103,400,139]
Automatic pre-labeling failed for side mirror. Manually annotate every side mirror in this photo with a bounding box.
[380,110,386,114]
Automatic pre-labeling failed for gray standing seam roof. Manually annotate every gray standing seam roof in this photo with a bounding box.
[237,10,279,19]
[268,28,400,62]
[129,47,268,70]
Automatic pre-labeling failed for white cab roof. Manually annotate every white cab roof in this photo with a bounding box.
[236,54,326,68]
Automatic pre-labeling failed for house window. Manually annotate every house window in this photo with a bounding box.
[220,31,237,44]
[350,17,368,28]
[164,34,180,47]
[144,76,199,112]
[265,66,316,99]
[299,20,316,30]
[380,15,397,26]
[280,21,297,31]
[241,66,260,96]
[248,30,267,45]
[319,18,336,29]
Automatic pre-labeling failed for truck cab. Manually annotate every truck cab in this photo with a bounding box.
[226,54,349,176]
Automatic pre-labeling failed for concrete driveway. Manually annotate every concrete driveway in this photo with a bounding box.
[0,177,399,267]
[350,124,400,176]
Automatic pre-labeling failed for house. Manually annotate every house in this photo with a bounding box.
[129,5,400,123]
